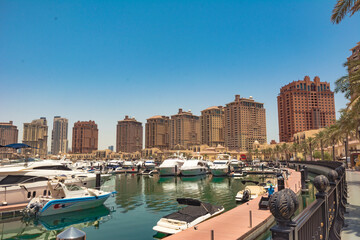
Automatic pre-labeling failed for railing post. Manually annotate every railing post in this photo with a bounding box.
[314,175,329,240]
[277,175,285,191]
[300,169,308,193]
[270,189,299,240]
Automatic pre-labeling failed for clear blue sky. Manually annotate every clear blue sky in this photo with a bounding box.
[1,0,359,150]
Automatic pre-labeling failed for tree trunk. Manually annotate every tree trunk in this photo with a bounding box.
[321,140,324,161]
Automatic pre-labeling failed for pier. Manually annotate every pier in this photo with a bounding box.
[0,203,27,219]
[165,168,301,240]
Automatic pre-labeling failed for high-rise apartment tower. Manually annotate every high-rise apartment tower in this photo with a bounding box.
[23,117,48,157]
[72,121,98,153]
[277,76,336,142]
[224,95,267,151]
[116,116,143,153]
[145,116,170,150]
[201,106,225,147]
[51,116,68,155]
[169,109,201,149]
[0,121,18,158]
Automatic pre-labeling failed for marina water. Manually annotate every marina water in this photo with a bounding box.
[1,174,280,239]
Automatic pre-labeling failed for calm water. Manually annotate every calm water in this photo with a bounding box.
[0,174,280,240]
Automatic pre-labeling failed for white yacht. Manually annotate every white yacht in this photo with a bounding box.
[180,160,208,176]
[0,160,103,205]
[158,159,185,176]
[122,161,138,173]
[210,160,232,177]
[144,160,156,169]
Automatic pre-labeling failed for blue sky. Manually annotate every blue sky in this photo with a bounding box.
[1,0,359,150]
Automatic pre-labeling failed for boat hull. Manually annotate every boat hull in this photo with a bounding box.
[38,193,112,216]
[210,168,228,177]
[180,168,207,176]
[159,167,180,176]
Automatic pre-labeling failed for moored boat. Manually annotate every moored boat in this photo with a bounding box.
[159,159,185,176]
[153,198,224,235]
[24,181,115,217]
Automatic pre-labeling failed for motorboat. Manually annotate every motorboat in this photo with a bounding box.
[122,161,138,173]
[153,198,224,235]
[210,160,233,177]
[235,180,266,202]
[180,160,208,176]
[24,181,115,217]
[144,160,156,169]
[159,158,185,176]
[0,160,108,205]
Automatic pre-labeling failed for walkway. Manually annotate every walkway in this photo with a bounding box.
[341,170,360,239]
[165,169,301,240]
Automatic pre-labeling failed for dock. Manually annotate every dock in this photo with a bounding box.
[165,169,301,240]
[0,203,27,219]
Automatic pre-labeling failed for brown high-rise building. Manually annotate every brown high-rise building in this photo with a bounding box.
[201,106,225,147]
[224,95,267,151]
[72,121,98,153]
[23,117,48,157]
[116,116,143,153]
[169,109,201,149]
[278,76,336,142]
[0,121,18,158]
[145,116,170,150]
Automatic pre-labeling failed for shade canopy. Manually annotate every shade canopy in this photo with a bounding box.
[2,143,36,149]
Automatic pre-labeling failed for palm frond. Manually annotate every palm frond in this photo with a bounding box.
[331,0,356,24]
[350,0,360,15]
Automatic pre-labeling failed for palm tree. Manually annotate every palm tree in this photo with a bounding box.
[314,131,326,161]
[300,140,308,161]
[281,143,289,160]
[274,145,281,161]
[290,142,299,160]
[331,0,360,24]
[307,137,316,161]
[254,148,259,160]
[248,149,253,161]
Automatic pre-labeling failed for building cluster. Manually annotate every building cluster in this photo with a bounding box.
[1,43,357,160]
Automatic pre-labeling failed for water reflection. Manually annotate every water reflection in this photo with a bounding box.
[0,205,112,240]
[39,205,111,230]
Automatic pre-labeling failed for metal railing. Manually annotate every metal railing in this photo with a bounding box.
[270,161,347,240]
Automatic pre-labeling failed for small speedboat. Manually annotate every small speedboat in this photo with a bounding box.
[24,181,115,217]
[153,198,224,235]
[235,180,266,202]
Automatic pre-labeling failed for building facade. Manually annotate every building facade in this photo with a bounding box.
[224,95,267,151]
[72,120,98,153]
[145,115,170,150]
[169,109,201,149]
[277,76,336,142]
[348,42,360,74]
[116,116,143,153]
[23,117,48,157]
[51,116,68,155]
[0,121,18,158]
[201,106,225,147]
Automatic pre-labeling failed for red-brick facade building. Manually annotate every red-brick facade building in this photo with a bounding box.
[278,76,336,142]
[72,120,98,153]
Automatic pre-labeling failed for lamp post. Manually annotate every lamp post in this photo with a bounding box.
[344,137,348,168]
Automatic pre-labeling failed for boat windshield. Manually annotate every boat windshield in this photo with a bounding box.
[0,175,49,185]
[65,184,83,191]
[214,161,227,165]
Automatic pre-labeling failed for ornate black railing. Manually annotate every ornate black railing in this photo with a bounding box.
[270,162,347,240]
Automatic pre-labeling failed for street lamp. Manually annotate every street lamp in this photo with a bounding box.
[344,137,348,168]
